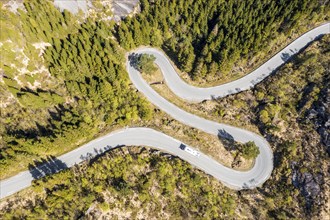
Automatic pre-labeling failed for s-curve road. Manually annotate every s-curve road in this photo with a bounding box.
[1,23,329,200]
[0,127,267,199]
[132,23,330,102]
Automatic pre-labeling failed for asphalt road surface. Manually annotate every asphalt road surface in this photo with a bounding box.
[132,23,330,102]
[1,22,329,200]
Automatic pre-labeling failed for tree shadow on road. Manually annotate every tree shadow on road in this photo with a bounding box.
[128,53,140,71]
[280,52,291,62]
[28,155,68,180]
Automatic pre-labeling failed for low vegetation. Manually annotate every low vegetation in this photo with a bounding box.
[0,147,237,219]
[139,68,257,168]
[212,35,330,218]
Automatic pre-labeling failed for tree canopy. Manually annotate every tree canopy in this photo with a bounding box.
[115,0,328,80]
[0,1,153,178]
[132,54,157,74]
[240,141,260,160]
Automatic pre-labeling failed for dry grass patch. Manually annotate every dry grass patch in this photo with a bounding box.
[139,71,254,170]
[141,68,260,133]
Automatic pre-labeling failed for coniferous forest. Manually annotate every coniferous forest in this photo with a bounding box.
[116,0,328,80]
[0,0,329,219]
[0,0,152,178]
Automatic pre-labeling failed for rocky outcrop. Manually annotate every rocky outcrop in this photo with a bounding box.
[291,162,324,211]
[305,86,330,155]
[290,85,330,214]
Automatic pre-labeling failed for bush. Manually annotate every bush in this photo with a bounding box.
[240,141,260,160]
[136,54,157,75]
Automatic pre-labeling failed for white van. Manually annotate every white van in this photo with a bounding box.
[180,144,200,157]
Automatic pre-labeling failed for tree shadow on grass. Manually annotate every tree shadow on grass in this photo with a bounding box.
[217,129,238,152]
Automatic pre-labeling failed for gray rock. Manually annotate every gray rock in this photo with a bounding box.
[291,163,324,210]
[305,87,330,153]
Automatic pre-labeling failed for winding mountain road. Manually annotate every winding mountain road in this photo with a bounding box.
[1,22,329,200]
[133,23,330,102]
